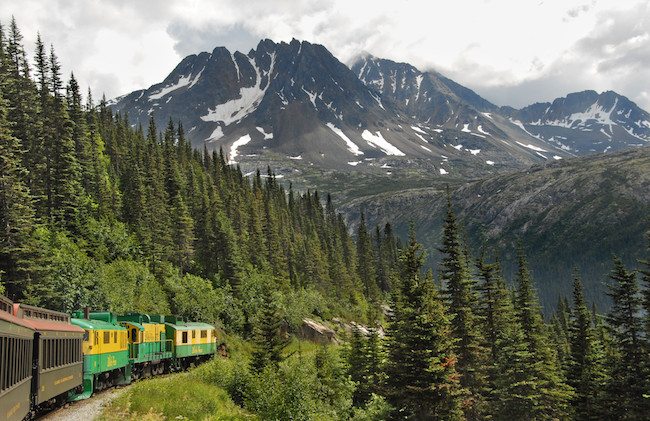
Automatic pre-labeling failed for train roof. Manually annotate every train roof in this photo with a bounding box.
[0,295,34,332]
[12,302,84,333]
[71,318,127,330]
[120,320,145,330]
[166,321,215,331]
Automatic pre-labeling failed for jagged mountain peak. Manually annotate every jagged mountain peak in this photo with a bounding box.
[112,39,650,180]
[504,89,650,153]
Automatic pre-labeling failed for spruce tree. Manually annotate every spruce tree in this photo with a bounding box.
[250,290,286,373]
[48,45,84,231]
[438,195,485,417]
[476,254,538,420]
[356,212,379,300]
[346,327,370,406]
[605,258,647,419]
[568,274,608,421]
[514,247,573,419]
[383,229,464,420]
[0,88,38,298]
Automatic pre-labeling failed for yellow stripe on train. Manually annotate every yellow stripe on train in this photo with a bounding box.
[82,329,128,355]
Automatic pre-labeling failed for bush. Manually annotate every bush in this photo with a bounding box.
[96,259,170,314]
[350,394,392,421]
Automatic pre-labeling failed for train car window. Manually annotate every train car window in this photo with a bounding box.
[1,337,5,391]
[201,330,207,339]
[7,337,12,387]
[182,331,188,343]
[43,339,48,369]
[192,330,196,339]
[2,338,4,390]
[113,331,117,343]
[131,328,137,342]
[104,331,110,344]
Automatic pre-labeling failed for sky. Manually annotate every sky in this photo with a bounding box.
[1,0,649,110]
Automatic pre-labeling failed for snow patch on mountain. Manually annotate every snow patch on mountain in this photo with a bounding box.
[477,125,490,135]
[515,141,548,153]
[326,123,364,155]
[149,74,195,100]
[228,134,252,164]
[256,126,274,139]
[361,130,405,156]
[201,53,276,126]
[534,99,619,129]
[206,126,224,142]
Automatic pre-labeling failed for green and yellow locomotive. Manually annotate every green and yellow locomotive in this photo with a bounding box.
[70,311,130,399]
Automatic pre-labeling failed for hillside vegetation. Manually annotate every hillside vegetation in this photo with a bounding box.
[3,18,650,421]
[342,147,650,310]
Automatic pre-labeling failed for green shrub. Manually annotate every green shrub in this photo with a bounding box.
[100,373,256,420]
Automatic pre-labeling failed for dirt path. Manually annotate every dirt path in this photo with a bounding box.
[38,386,130,421]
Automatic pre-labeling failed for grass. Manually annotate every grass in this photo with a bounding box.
[99,372,257,421]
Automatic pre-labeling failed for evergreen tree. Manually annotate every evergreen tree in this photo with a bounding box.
[346,327,371,406]
[250,291,287,373]
[605,258,648,419]
[568,274,608,421]
[0,87,38,298]
[356,212,379,300]
[476,255,539,420]
[514,248,573,419]
[641,235,650,354]
[383,230,464,420]
[438,195,486,417]
[48,45,84,231]
[170,193,194,273]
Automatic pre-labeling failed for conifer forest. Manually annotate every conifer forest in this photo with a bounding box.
[1,17,650,421]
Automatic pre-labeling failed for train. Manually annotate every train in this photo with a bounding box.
[0,294,219,420]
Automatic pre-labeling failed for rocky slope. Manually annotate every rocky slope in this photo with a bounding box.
[341,146,650,311]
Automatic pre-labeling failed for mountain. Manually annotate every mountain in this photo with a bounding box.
[501,90,650,154]
[340,146,650,311]
[111,40,570,181]
[352,55,650,160]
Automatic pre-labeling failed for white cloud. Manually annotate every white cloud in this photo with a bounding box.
[1,0,648,110]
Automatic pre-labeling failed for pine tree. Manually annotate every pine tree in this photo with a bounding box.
[250,291,286,373]
[366,327,383,397]
[383,229,464,420]
[438,195,486,417]
[356,212,379,300]
[514,248,573,419]
[0,87,38,298]
[170,193,194,273]
[605,258,648,419]
[48,45,84,231]
[475,254,540,419]
[568,274,608,421]
[346,327,370,406]
[640,235,650,355]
